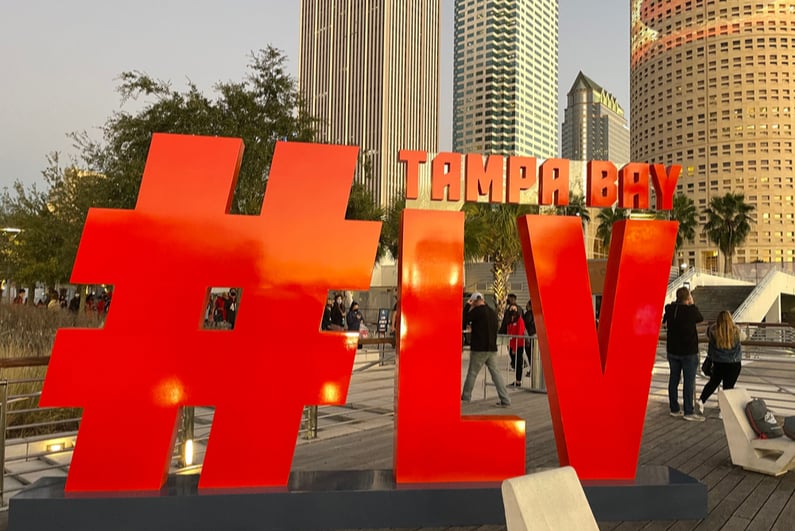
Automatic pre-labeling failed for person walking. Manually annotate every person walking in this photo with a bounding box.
[696,310,745,414]
[461,293,511,407]
[662,287,705,421]
[506,303,526,388]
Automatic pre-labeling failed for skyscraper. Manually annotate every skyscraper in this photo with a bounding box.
[631,0,795,271]
[453,0,558,159]
[299,0,440,208]
[562,72,630,166]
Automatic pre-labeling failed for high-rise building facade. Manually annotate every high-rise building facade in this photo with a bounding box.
[299,0,439,207]
[562,72,630,166]
[631,0,795,271]
[453,0,558,159]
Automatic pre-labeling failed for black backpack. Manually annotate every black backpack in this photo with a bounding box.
[745,398,784,439]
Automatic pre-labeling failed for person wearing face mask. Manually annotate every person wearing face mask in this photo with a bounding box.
[330,294,346,331]
[346,301,363,332]
[506,304,527,388]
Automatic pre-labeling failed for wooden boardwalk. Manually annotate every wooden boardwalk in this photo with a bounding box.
[1,351,792,530]
[292,381,795,530]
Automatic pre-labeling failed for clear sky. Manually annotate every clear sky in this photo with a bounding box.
[0,0,629,190]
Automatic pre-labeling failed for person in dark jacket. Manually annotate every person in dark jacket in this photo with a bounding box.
[225,289,238,328]
[321,297,333,330]
[346,301,363,332]
[662,287,705,421]
[330,294,345,330]
[461,293,511,407]
[697,310,745,413]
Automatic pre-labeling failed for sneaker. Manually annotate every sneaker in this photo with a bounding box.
[495,402,511,407]
[669,410,684,417]
[508,382,522,388]
[694,400,704,415]
[683,414,705,422]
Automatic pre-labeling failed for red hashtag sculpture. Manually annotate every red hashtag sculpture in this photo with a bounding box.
[40,134,381,492]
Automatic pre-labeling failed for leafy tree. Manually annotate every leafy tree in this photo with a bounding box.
[595,207,629,252]
[667,194,698,264]
[345,181,385,261]
[1,46,321,289]
[702,192,755,274]
[380,195,405,261]
[463,203,538,319]
[0,154,107,290]
[73,46,317,214]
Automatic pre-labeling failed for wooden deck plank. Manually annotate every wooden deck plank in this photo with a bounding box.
[719,515,753,530]
[744,473,795,531]
[768,475,795,530]
[734,475,781,521]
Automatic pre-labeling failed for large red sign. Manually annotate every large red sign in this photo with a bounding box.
[41,134,677,493]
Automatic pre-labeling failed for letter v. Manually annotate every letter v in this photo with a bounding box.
[517,215,678,480]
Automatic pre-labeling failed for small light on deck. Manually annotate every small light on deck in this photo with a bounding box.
[184,439,194,467]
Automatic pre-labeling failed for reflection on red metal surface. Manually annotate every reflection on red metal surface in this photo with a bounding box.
[40,134,381,492]
[394,209,526,483]
[518,215,677,480]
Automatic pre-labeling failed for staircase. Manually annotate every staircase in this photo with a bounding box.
[690,285,756,323]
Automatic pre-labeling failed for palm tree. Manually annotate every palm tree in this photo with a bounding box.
[667,194,698,264]
[553,192,591,232]
[702,192,755,274]
[463,203,538,319]
[595,207,629,253]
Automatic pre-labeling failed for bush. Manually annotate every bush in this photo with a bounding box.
[0,304,100,437]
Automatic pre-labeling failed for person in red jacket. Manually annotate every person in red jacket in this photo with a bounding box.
[213,293,227,327]
[506,303,526,388]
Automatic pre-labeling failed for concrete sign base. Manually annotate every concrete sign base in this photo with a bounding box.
[9,466,706,530]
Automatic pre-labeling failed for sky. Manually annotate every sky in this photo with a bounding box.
[0,0,630,191]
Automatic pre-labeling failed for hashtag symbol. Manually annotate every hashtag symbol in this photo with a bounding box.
[40,134,381,492]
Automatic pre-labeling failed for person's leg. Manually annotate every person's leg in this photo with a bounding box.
[682,354,699,415]
[461,351,488,402]
[508,349,516,370]
[514,345,524,384]
[525,338,533,377]
[699,369,723,404]
[485,352,511,405]
[667,354,683,413]
[721,362,742,390]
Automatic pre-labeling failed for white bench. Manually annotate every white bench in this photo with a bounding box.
[718,388,795,477]
[501,466,598,531]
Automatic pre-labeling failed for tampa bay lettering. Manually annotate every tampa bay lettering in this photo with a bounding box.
[399,150,680,210]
